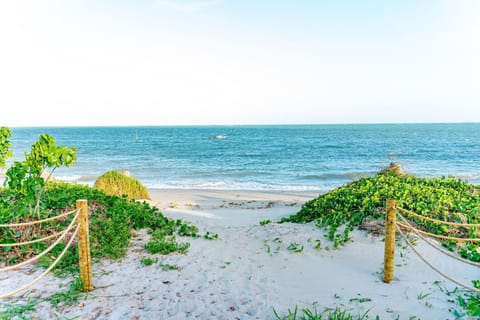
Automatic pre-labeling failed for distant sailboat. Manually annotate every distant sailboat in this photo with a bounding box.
[135,131,139,143]
[210,135,227,139]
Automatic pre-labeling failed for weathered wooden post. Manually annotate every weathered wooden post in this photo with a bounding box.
[77,199,93,291]
[383,199,397,283]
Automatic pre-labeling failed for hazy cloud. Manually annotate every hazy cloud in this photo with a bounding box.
[154,0,223,12]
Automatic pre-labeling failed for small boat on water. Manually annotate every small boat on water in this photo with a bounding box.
[210,135,228,139]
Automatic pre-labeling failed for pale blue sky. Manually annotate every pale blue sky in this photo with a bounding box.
[0,1,479,126]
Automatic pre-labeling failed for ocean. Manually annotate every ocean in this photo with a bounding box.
[3,124,480,192]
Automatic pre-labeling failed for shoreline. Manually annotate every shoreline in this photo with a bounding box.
[148,188,319,227]
[148,188,320,209]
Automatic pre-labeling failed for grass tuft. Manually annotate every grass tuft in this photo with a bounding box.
[273,305,372,320]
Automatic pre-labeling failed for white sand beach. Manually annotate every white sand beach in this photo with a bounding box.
[1,189,478,319]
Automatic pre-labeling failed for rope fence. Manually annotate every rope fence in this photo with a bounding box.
[0,199,93,299]
[0,225,80,299]
[383,199,480,294]
[396,211,480,268]
[397,207,480,228]
[0,209,78,228]
[0,229,67,248]
[395,221,480,242]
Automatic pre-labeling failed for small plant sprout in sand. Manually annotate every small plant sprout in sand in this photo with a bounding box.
[273,305,373,320]
[349,297,372,303]
[417,292,431,300]
[140,256,158,266]
[260,219,272,226]
[203,231,219,240]
[158,263,180,271]
[287,242,304,253]
[0,299,37,320]
[46,277,85,308]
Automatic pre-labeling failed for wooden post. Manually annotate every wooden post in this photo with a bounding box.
[77,199,93,291]
[383,199,397,283]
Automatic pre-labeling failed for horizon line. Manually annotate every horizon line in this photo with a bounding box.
[5,121,480,129]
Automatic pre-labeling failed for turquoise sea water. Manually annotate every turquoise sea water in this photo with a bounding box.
[4,124,480,192]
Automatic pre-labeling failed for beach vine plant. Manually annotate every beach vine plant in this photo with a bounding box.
[0,182,202,315]
[281,170,480,261]
[455,280,480,318]
[1,182,200,269]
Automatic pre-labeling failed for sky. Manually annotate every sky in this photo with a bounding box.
[0,0,479,127]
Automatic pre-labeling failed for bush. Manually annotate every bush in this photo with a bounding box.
[94,170,150,200]
[0,183,196,273]
[281,172,480,257]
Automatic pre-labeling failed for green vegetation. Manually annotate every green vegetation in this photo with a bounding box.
[281,171,480,260]
[287,242,304,253]
[0,127,197,274]
[94,170,150,200]
[46,277,84,308]
[158,263,179,271]
[140,256,158,266]
[282,168,480,318]
[260,219,272,225]
[0,126,12,169]
[455,280,480,318]
[273,306,372,320]
[4,133,76,216]
[0,299,37,320]
[0,127,209,316]
[203,231,219,240]
[0,183,197,272]
[145,231,190,255]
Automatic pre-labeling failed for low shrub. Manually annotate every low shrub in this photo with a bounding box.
[0,182,195,273]
[93,170,150,200]
[282,172,480,258]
